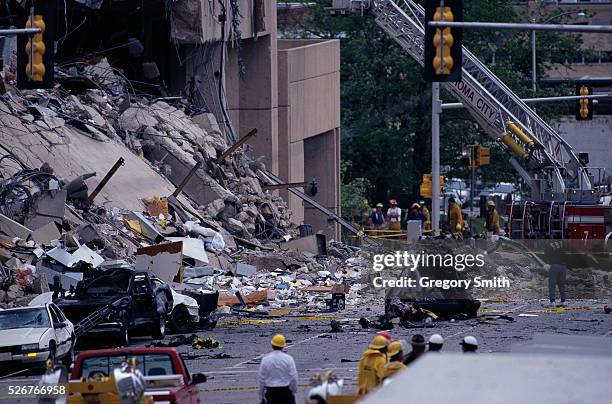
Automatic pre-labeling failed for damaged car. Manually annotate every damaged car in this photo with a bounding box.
[54,268,173,346]
[0,304,75,368]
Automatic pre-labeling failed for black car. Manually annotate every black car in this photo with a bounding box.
[54,269,173,346]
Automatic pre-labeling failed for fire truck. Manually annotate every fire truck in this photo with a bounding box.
[506,196,612,240]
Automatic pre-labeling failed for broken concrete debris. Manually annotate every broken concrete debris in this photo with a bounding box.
[0,119,364,321]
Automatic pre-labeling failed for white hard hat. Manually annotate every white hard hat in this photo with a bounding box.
[461,336,478,347]
[429,333,444,345]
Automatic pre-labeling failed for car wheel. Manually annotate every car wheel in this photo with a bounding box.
[151,316,166,340]
[170,306,191,333]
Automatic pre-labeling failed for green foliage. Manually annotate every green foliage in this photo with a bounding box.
[279,0,583,216]
[340,162,372,222]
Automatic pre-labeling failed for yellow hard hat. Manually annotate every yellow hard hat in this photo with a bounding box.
[271,334,286,348]
[387,341,403,357]
[455,224,463,231]
[487,200,496,207]
[411,203,421,209]
[368,335,389,350]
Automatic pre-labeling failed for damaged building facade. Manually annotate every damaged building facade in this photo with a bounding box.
[169,0,342,238]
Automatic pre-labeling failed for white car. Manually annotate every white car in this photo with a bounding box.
[0,304,75,365]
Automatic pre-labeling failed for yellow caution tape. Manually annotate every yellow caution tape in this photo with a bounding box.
[526,306,594,313]
[221,319,287,325]
[296,315,339,321]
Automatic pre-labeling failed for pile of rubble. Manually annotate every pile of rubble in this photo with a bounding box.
[0,60,367,314]
[2,58,295,244]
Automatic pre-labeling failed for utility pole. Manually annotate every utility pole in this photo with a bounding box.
[431,82,441,236]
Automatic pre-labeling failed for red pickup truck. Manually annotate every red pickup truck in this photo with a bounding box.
[70,347,206,403]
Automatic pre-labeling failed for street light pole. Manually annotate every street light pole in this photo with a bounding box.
[531,11,586,93]
[431,82,441,236]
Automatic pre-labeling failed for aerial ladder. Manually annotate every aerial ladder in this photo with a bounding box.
[330,0,593,201]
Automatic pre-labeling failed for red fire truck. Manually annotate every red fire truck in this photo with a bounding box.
[506,195,612,241]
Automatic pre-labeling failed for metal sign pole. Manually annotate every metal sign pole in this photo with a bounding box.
[431,82,441,236]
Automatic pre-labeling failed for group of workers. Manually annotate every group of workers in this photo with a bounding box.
[369,199,431,236]
[357,331,479,395]
[258,331,479,403]
[370,197,501,238]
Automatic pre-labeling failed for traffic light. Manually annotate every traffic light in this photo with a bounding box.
[475,146,490,166]
[423,0,462,82]
[17,4,56,89]
[575,84,593,120]
[25,16,46,82]
[420,174,444,198]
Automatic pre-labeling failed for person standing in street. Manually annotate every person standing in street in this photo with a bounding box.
[382,341,406,380]
[448,197,463,237]
[485,200,500,238]
[420,200,431,233]
[258,334,298,404]
[370,203,386,237]
[403,334,427,365]
[427,334,444,352]
[544,240,567,307]
[387,199,402,236]
[358,335,389,395]
[460,336,478,353]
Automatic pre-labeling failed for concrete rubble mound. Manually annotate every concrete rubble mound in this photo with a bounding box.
[0,61,366,319]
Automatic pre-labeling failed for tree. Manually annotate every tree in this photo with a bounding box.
[278,0,583,216]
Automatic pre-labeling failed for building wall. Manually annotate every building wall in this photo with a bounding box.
[277,39,341,239]
[176,0,341,236]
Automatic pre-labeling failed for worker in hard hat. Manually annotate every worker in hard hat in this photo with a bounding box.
[407,203,426,222]
[387,199,402,234]
[428,334,444,352]
[403,334,426,366]
[382,341,406,379]
[460,336,478,353]
[420,200,431,233]
[370,203,386,237]
[258,334,298,404]
[376,331,393,343]
[448,197,463,238]
[357,335,389,395]
[485,200,500,238]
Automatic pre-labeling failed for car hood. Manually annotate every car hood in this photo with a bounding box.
[0,328,48,345]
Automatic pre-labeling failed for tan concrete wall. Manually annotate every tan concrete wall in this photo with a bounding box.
[277,39,341,238]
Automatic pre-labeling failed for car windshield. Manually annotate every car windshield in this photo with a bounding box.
[79,354,175,378]
[0,308,51,330]
[80,271,131,295]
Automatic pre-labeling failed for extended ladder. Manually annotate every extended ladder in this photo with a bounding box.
[331,0,591,196]
[73,297,127,338]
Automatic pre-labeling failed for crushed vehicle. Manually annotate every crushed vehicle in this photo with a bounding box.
[0,304,75,368]
[54,268,173,346]
[70,347,206,403]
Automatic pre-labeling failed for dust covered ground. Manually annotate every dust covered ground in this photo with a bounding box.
[146,298,611,403]
[6,297,611,404]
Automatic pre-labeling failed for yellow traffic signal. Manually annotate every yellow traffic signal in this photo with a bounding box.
[25,15,46,82]
[420,174,444,198]
[423,0,462,83]
[433,7,454,75]
[575,84,593,120]
[475,146,490,166]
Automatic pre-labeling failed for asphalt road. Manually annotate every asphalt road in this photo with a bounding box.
[4,298,611,404]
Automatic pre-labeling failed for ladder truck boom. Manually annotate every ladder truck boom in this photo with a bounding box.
[331,0,592,198]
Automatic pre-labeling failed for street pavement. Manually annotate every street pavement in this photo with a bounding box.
[4,299,610,404]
